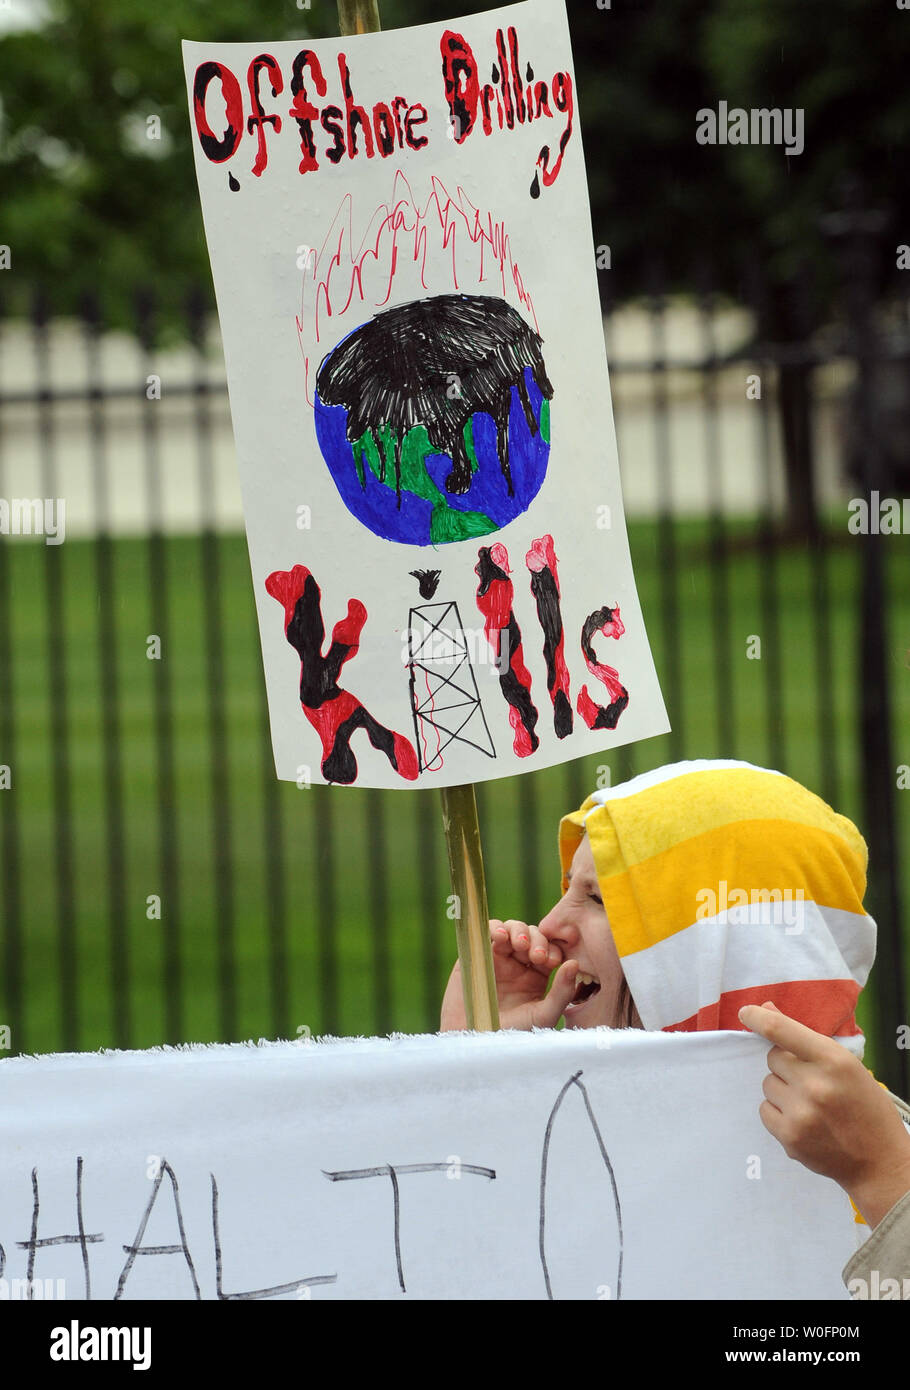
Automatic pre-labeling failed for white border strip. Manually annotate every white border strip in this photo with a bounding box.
[582,759,785,813]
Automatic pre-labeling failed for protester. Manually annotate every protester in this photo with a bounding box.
[440,757,910,1294]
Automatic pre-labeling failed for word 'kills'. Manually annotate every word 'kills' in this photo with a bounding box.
[266,534,628,785]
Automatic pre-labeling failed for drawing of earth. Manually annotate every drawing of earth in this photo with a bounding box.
[313,293,553,546]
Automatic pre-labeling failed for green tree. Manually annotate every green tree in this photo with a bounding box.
[0,0,339,332]
[3,0,909,342]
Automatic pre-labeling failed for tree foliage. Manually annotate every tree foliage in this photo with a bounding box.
[1,0,907,337]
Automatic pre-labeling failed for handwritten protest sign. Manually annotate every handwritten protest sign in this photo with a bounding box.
[0,1030,855,1301]
[183,0,669,789]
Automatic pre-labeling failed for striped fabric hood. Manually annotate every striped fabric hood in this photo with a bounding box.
[558,759,875,1053]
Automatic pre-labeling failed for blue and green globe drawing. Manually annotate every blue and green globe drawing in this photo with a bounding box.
[313,293,553,546]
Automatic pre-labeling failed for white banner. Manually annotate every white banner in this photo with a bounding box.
[183,0,669,789]
[0,1029,855,1300]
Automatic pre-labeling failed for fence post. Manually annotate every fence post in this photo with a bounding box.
[823,176,907,1096]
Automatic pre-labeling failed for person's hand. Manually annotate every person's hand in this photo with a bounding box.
[739,1000,910,1227]
[440,918,579,1032]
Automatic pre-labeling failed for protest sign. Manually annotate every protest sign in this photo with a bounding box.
[0,1029,856,1301]
[183,0,669,789]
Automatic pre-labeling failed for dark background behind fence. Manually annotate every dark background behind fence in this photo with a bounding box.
[0,0,908,1096]
[1,240,908,1094]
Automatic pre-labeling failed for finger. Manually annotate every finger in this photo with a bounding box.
[758,1097,785,1138]
[533,960,579,1028]
[502,919,534,963]
[761,1071,789,1111]
[490,921,512,953]
[766,1043,803,1082]
[544,940,565,971]
[527,923,561,972]
[737,1003,831,1063]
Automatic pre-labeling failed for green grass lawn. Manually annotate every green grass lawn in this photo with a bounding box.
[0,515,908,1076]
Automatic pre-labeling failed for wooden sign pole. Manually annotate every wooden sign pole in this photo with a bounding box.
[336,0,381,35]
[334,0,500,1032]
[439,783,500,1031]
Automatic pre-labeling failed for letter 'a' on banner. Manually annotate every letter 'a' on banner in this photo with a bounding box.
[183,0,670,792]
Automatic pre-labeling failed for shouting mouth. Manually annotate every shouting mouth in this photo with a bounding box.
[564,969,601,1019]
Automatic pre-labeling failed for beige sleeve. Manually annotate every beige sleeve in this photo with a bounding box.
[842,1189,910,1294]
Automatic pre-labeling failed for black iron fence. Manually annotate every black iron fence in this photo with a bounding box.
[0,238,907,1095]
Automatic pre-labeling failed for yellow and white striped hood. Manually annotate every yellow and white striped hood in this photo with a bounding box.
[558,759,874,1051]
